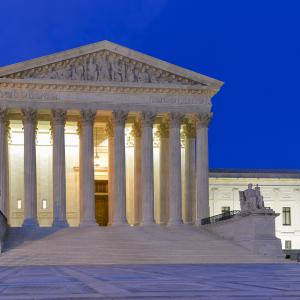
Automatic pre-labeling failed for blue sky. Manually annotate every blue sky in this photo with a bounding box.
[1,0,299,169]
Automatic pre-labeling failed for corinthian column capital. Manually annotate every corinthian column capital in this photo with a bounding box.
[105,119,114,138]
[81,109,96,125]
[0,106,7,123]
[112,110,128,127]
[52,109,67,126]
[141,111,156,128]
[132,118,141,138]
[183,119,196,138]
[22,108,37,124]
[169,112,183,128]
[195,112,213,128]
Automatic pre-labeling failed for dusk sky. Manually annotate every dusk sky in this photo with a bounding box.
[1,0,299,169]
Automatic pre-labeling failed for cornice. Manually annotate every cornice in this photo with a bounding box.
[0,78,219,96]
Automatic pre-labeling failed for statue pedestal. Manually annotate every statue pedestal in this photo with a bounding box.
[204,208,283,258]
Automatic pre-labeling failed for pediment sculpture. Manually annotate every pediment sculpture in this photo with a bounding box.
[239,183,265,211]
[3,51,200,86]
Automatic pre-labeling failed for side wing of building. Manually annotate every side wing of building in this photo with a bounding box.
[209,169,300,250]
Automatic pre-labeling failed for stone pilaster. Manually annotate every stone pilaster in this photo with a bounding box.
[105,120,115,226]
[112,110,128,225]
[168,112,183,226]
[0,107,9,218]
[132,118,141,225]
[158,120,169,225]
[195,113,212,225]
[140,112,156,225]
[22,108,39,227]
[80,109,96,226]
[183,119,196,224]
[52,109,68,227]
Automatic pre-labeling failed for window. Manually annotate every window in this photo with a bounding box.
[285,240,292,250]
[222,206,231,214]
[282,207,291,225]
[42,199,47,210]
[17,199,22,210]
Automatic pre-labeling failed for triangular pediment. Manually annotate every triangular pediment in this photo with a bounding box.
[0,40,223,89]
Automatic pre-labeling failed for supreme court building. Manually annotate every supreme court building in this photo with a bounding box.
[0,40,223,228]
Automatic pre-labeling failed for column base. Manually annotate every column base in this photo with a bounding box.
[79,220,98,227]
[22,218,39,228]
[140,221,156,226]
[52,219,69,228]
[110,221,128,227]
[167,220,183,226]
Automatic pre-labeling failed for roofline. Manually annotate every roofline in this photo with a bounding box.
[209,168,300,179]
[0,40,224,89]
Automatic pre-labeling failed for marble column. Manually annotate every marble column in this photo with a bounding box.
[140,112,156,225]
[159,120,169,225]
[22,108,39,227]
[106,120,115,226]
[80,109,96,226]
[52,109,68,227]
[168,113,183,226]
[0,107,9,218]
[195,113,212,225]
[132,119,141,225]
[112,110,128,225]
[183,120,196,224]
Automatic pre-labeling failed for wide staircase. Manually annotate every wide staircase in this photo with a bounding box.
[0,224,287,266]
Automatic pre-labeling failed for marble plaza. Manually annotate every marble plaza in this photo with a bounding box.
[0,264,300,299]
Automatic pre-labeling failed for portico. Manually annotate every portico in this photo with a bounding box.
[0,40,223,228]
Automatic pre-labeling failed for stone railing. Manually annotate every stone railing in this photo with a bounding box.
[0,210,8,253]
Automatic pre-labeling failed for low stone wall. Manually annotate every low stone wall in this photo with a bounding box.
[204,208,284,258]
[0,211,8,253]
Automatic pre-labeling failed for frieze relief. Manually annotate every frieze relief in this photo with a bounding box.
[2,50,201,86]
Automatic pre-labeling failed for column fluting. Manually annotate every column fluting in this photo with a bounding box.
[22,108,39,227]
[132,119,141,225]
[195,113,212,225]
[80,109,96,226]
[159,120,169,224]
[112,110,128,225]
[0,107,9,218]
[140,112,156,225]
[106,120,115,226]
[183,120,196,224]
[168,112,183,226]
[52,109,68,227]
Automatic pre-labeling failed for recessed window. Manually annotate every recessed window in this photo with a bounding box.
[282,207,291,226]
[222,206,230,214]
[285,240,292,250]
[42,199,47,210]
[17,199,22,210]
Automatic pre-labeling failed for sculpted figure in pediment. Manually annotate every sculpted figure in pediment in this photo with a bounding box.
[87,57,98,81]
[72,61,85,81]
[97,53,111,81]
[126,63,136,82]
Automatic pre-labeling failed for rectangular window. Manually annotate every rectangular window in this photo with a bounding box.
[17,199,22,210]
[285,240,292,250]
[42,199,47,210]
[222,206,231,214]
[282,207,291,225]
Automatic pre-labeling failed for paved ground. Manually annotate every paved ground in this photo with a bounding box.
[0,264,299,299]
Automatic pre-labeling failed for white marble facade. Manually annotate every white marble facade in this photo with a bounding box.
[0,40,222,228]
[209,171,300,250]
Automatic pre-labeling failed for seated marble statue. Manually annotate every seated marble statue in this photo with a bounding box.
[239,183,265,211]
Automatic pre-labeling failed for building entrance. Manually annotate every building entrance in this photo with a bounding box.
[95,180,109,226]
